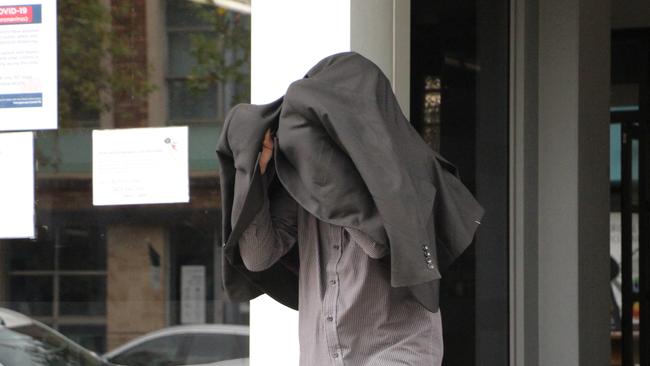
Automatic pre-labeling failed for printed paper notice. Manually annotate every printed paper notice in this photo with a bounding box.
[181,265,206,324]
[93,126,189,206]
[0,1,57,131]
[0,132,34,238]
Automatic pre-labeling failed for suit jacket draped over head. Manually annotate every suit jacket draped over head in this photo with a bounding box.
[216,51,485,313]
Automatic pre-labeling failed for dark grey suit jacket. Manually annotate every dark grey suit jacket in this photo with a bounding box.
[216,51,485,313]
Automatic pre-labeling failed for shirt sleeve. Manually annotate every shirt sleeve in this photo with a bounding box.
[238,157,299,272]
[344,226,388,259]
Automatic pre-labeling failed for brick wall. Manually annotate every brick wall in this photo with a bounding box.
[111,0,149,128]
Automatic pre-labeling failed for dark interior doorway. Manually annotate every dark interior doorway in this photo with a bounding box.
[411,0,510,364]
[610,28,650,366]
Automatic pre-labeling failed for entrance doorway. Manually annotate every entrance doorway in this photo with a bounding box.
[610,29,650,366]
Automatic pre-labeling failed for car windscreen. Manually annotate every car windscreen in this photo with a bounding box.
[0,324,108,366]
[183,334,248,365]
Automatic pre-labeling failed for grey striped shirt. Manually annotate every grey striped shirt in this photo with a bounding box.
[239,165,443,366]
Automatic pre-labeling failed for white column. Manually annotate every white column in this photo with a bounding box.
[249,1,409,364]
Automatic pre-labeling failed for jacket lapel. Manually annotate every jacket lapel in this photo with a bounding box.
[224,150,265,258]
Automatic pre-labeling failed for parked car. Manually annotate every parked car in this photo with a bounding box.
[0,307,116,366]
[187,359,248,366]
[102,324,249,366]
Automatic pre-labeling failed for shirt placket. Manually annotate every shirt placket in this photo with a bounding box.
[321,224,345,365]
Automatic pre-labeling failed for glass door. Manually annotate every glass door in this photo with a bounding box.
[411,0,510,364]
[610,29,649,366]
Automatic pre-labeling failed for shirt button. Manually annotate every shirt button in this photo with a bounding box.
[332,352,339,358]
[333,245,340,249]
[326,315,333,322]
[329,280,336,285]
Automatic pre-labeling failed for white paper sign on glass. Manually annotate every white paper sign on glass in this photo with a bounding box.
[92,126,189,206]
[181,265,206,324]
[0,132,34,238]
[0,1,58,131]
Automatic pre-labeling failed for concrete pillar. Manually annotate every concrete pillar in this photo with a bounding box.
[106,225,167,350]
[512,0,611,363]
[511,0,541,364]
[249,1,409,364]
[538,0,611,362]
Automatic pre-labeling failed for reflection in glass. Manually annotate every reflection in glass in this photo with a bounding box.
[421,76,442,151]
[0,0,251,357]
[7,276,54,317]
[184,333,248,364]
[8,238,55,272]
[59,276,107,316]
[411,0,509,364]
[58,325,107,356]
[169,80,219,121]
[58,227,106,271]
[0,319,108,366]
[109,335,188,366]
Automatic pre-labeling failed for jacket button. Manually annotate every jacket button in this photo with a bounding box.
[428,263,435,269]
[422,245,429,251]
[426,258,433,264]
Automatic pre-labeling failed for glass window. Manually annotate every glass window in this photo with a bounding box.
[166,0,214,28]
[0,0,250,357]
[7,276,54,317]
[411,0,510,364]
[59,276,107,316]
[168,32,216,77]
[6,233,54,271]
[58,227,106,271]
[168,80,219,121]
[3,225,107,350]
[609,30,648,365]
[165,0,250,124]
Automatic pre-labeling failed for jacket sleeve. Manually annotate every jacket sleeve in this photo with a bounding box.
[238,158,299,272]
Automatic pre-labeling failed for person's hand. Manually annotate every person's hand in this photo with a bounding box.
[260,128,273,174]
